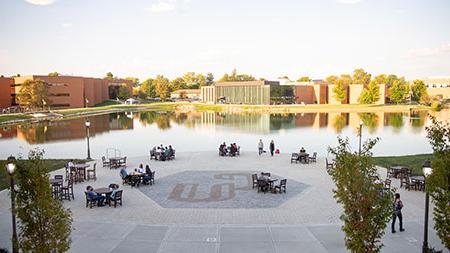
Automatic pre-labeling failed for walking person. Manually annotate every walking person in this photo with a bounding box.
[258,139,264,156]
[391,193,405,233]
[269,140,275,156]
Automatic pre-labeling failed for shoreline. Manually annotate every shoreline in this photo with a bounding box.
[0,102,433,126]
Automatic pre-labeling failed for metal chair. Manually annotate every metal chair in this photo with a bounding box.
[309,152,317,163]
[109,190,123,208]
[274,179,287,194]
[251,174,258,189]
[102,156,110,168]
[61,179,74,201]
[86,163,97,181]
[291,153,299,163]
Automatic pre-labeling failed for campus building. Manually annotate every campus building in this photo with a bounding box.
[11,75,133,108]
[170,89,200,100]
[422,77,450,99]
[201,81,279,105]
[0,77,14,108]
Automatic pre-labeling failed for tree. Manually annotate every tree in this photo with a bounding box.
[16,80,51,109]
[385,74,398,86]
[105,72,114,80]
[352,68,371,85]
[125,77,140,87]
[206,72,214,86]
[48,72,59,77]
[170,77,187,91]
[154,75,171,100]
[117,84,131,99]
[410,80,428,103]
[326,75,339,84]
[340,74,353,86]
[218,69,256,82]
[425,117,450,250]
[372,74,386,85]
[15,149,72,252]
[359,80,380,104]
[328,137,393,253]
[297,76,311,82]
[389,78,409,103]
[333,79,347,103]
[140,78,156,98]
[181,72,206,88]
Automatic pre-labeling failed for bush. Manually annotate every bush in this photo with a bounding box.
[431,101,442,111]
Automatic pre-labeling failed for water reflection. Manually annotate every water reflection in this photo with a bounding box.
[0,110,443,145]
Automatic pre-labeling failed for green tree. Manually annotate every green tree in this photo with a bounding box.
[219,69,256,82]
[333,79,347,103]
[16,80,51,109]
[372,74,386,85]
[326,75,339,84]
[389,77,409,103]
[15,149,72,252]
[48,72,59,77]
[297,76,311,82]
[206,72,214,86]
[359,80,381,104]
[352,68,371,85]
[117,84,131,99]
[140,78,156,98]
[385,74,399,86]
[410,80,428,103]
[328,137,393,253]
[154,75,171,100]
[125,77,140,87]
[170,77,187,91]
[340,74,353,86]
[425,117,450,250]
[105,72,114,80]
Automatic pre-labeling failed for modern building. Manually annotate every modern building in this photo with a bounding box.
[0,77,14,108]
[201,81,279,105]
[170,89,200,100]
[12,75,133,108]
[422,77,450,99]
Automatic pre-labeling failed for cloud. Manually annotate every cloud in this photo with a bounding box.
[25,0,57,6]
[61,23,72,28]
[408,43,450,57]
[146,1,177,13]
[336,0,361,4]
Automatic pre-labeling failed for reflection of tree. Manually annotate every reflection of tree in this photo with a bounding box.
[17,123,48,143]
[358,113,379,133]
[388,113,404,131]
[139,111,159,126]
[270,114,295,131]
[410,110,426,129]
[172,113,188,125]
[155,114,171,130]
[332,114,347,133]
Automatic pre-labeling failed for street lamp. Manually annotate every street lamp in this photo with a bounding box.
[85,120,91,160]
[422,160,432,253]
[358,120,363,155]
[5,155,19,253]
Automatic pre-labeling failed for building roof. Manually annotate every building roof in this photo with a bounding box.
[171,89,200,94]
[214,80,279,87]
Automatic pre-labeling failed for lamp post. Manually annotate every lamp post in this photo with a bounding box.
[6,155,19,253]
[358,120,363,155]
[85,120,91,160]
[422,160,432,253]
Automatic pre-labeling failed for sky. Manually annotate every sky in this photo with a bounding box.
[0,0,449,81]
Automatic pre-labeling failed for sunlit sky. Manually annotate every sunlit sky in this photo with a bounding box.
[1,0,449,81]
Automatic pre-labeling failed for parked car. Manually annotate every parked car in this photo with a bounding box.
[125,98,139,104]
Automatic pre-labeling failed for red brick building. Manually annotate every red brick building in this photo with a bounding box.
[0,77,14,108]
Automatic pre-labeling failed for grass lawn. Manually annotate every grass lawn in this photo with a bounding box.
[373,153,434,176]
[0,114,32,124]
[0,159,88,190]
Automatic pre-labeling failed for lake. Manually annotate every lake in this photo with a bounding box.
[0,109,448,159]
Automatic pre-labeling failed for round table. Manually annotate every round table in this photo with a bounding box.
[94,187,113,195]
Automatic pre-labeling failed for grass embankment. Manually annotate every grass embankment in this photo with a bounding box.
[0,159,88,190]
[373,154,434,176]
[0,114,32,124]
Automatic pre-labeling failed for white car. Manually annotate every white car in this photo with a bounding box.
[125,98,139,104]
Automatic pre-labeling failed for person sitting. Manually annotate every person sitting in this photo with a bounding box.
[143,165,153,184]
[163,148,170,161]
[299,147,306,153]
[219,144,225,156]
[108,184,120,203]
[86,185,105,206]
[168,145,174,159]
[229,144,236,156]
[120,168,135,186]
[67,159,74,168]
[137,163,145,174]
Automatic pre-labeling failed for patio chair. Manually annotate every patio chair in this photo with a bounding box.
[102,156,110,168]
[54,175,63,180]
[119,157,127,168]
[386,167,394,178]
[109,190,123,208]
[150,171,155,185]
[273,179,287,194]
[384,179,391,190]
[326,158,334,171]
[86,163,96,181]
[251,174,258,189]
[309,152,317,163]
[237,146,240,156]
[84,192,97,208]
[65,165,70,181]
[61,179,74,201]
[257,179,269,193]
[261,172,271,177]
[400,175,414,190]
[150,150,157,160]
[291,153,299,163]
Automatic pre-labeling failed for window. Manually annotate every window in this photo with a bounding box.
[49,93,70,97]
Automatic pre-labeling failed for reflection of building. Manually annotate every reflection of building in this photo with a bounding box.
[0,77,14,108]
[11,75,133,108]
[201,81,279,105]
[170,89,200,99]
[13,113,133,144]
[422,77,450,99]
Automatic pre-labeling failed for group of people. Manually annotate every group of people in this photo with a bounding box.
[219,142,239,156]
[258,140,278,156]
[120,164,154,187]
[85,184,120,206]
[151,145,175,161]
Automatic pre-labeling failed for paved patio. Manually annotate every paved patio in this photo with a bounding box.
[0,151,446,252]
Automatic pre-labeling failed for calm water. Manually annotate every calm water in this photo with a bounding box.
[0,110,447,159]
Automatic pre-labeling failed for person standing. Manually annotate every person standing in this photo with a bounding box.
[258,139,264,155]
[392,193,405,233]
[269,140,275,156]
